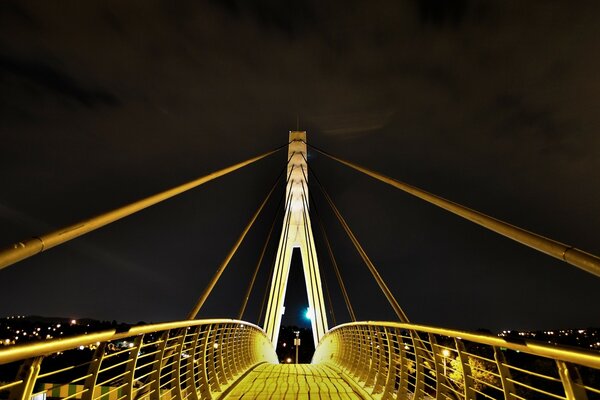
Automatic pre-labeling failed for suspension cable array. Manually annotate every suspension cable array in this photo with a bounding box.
[238,159,294,320]
[303,155,410,323]
[187,157,291,320]
[298,165,356,322]
[305,141,600,278]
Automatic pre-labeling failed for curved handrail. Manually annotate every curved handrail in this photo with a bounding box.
[314,321,600,399]
[0,319,277,400]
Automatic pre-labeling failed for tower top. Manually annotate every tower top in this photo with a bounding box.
[289,130,306,142]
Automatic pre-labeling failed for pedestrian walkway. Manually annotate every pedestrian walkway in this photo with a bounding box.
[222,363,369,399]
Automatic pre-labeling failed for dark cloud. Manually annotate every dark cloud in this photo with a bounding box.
[416,0,470,27]
[0,52,119,110]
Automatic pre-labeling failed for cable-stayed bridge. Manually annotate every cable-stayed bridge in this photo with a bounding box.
[0,132,599,400]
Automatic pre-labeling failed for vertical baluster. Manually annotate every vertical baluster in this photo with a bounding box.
[556,360,588,400]
[410,330,425,399]
[338,330,345,365]
[429,334,448,400]
[357,326,371,383]
[221,325,234,382]
[206,326,221,393]
[198,326,213,399]
[493,347,515,400]
[82,343,107,400]
[149,331,169,400]
[238,326,249,370]
[455,339,474,400]
[8,357,43,400]
[394,330,409,400]
[172,329,187,400]
[371,327,387,395]
[381,327,396,400]
[185,328,201,400]
[228,326,239,376]
[215,326,227,387]
[123,335,143,400]
[348,326,362,377]
[365,326,378,388]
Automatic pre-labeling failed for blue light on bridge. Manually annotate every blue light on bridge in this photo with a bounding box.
[304,307,313,321]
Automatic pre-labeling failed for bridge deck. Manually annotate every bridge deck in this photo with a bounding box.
[223,363,367,399]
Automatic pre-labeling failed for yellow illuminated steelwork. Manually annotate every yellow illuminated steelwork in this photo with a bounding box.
[3,319,599,400]
[308,143,600,278]
[0,319,277,400]
[313,321,600,400]
[0,146,285,271]
[263,132,329,347]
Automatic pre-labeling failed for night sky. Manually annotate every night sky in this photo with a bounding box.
[1,0,599,333]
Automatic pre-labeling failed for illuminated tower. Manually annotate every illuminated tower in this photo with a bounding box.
[263,131,328,347]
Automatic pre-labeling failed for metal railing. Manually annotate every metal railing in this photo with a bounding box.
[0,319,277,400]
[313,322,600,400]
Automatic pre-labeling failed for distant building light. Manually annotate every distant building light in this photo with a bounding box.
[71,320,77,325]
[79,346,85,350]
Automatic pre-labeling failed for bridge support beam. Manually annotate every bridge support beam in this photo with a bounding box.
[263,131,328,348]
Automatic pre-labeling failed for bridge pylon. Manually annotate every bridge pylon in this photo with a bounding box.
[263,131,328,347]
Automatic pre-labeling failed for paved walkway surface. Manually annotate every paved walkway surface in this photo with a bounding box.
[222,363,368,399]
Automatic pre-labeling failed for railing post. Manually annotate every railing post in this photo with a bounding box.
[81,343,107,400]
[149,331,169,400]
[221,325,234,381]
[493,347,516,399]
[429,334,448,400]
[556,360,588,400]
[410,330,425,399]
[124,335,143,400]
[215,326,228,387]
[395,330,409,400]
[198,325,213,399]
[365,326,378,388]
[8,356,42,400]
[455,339,474,400]
[185,328,201,400]
[172,329,187,400]
[380,327,396,400]
[372,327,387,394]
[348,326,363,377]
[206,326,221,393]
[357,326,371,383]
